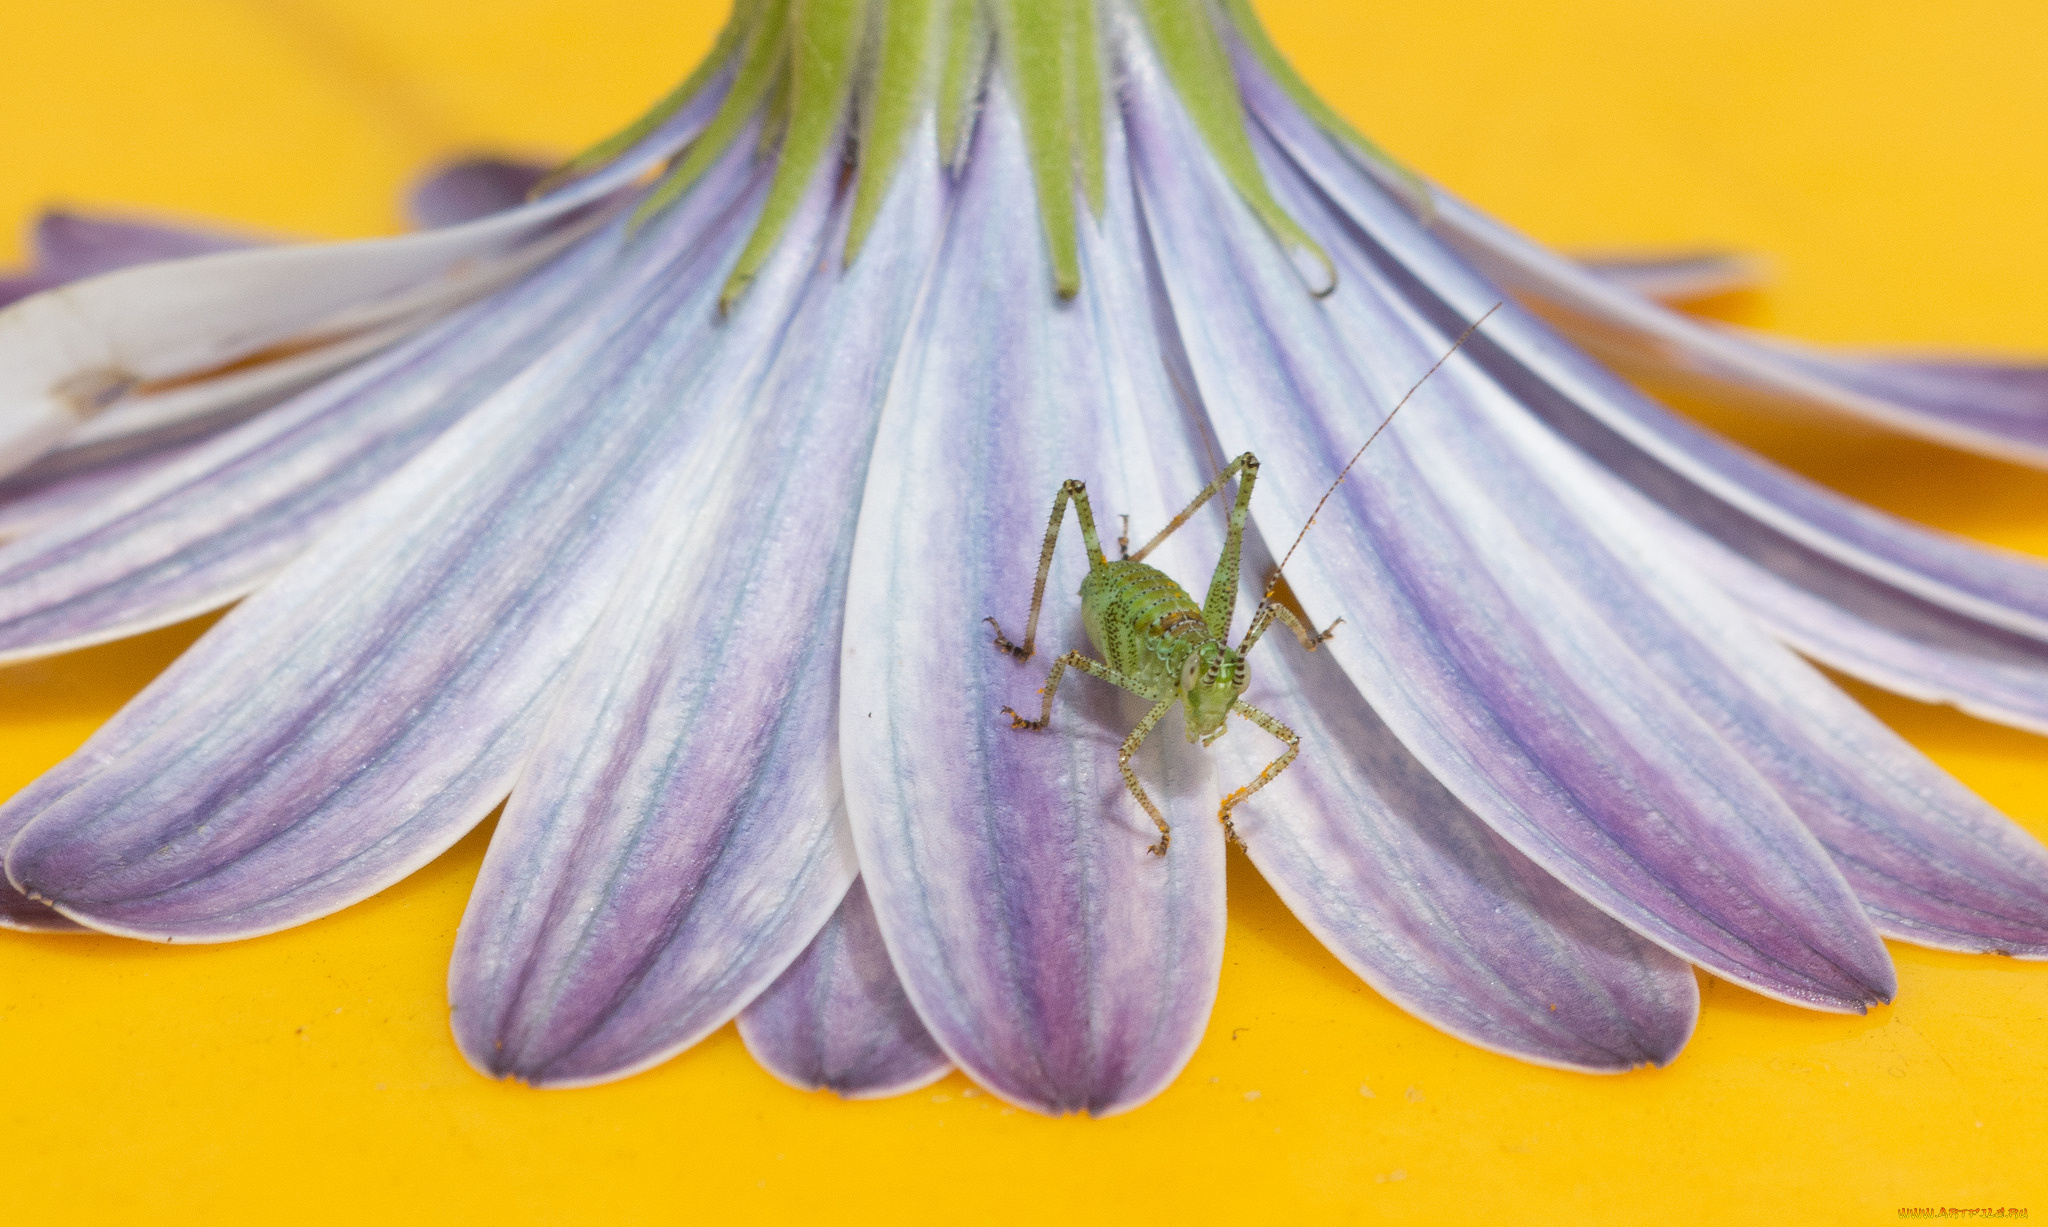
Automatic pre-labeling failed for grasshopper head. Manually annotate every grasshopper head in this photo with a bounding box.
[1180,641,1247,745]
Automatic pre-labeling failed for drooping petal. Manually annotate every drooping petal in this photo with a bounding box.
[0,76,723,479]
[0,193,657,664]
[449,132,942,1087]
[1447,209,2048,467]
[739,877,954,1100]
[1575,249,1769,304]
[1217,605,1700,1072]
[1127,34,1895,1012]
[0,211,259,309]
[406,158,551,229]
[1654,489,2048,736]
[0,161,546,512]
[0,138,822,942]
[1761,347,2048,454]
[1234,48,2048,721]
[842,76,1228,1117]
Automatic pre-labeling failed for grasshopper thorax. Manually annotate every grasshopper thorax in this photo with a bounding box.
[1179,640,1247,745]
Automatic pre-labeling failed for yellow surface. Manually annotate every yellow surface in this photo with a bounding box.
[3,2,2045,1221]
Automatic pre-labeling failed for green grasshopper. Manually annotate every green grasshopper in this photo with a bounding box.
[986,307,1500,856]
[985,453,1335,856]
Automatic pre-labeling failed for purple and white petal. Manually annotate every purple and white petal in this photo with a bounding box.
[0,140,815,941]
[1,211,259,309]
[1576,249,1769,304]
[1760,346,2048,452]
[739,877,953,1100]
[0,77,724,479]
[1220,601,1699,1072]
[29,211,259,279]
[1423,195,2048,631]
[450,137,942,1087]
[843,78,1228,1117]
[0,437,214,542]
[1129,34,1894,1012]
[1554,459,2048,957]
[1467,216,2048,466]
[0,196,652,664]
[1664,496,2048,737]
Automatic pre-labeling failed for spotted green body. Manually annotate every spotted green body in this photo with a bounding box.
[987,452,1336,855]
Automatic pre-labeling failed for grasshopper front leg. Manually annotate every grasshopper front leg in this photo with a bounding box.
[1000,650,1151,730]
[986,479,1110,661]
[1216,699,1300,846]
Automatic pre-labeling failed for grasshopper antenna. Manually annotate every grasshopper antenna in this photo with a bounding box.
[1263,303,1503,601]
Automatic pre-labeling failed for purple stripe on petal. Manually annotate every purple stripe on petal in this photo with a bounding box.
[1127,40,1894,1012]
[0,436,215,542]
[739,878,953,1100]
[449,136,943,1088]
[843,77,1228,1117]
[0,139,823,942]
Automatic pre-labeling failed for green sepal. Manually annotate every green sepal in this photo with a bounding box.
[719,0,871,312]
[633,0,792,230]
[534,0,763,197]
[992,0,1080,298]
[846,0,942,265]
[934,0,989,170]
[757,58,793,158]
[1133,0,1335,295]
[1215,0,1434,218]
[1069,0,1106,220]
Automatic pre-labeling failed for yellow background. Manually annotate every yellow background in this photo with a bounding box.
[3,2,2045,1221]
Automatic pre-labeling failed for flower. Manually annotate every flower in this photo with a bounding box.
[2,0,2045,1119]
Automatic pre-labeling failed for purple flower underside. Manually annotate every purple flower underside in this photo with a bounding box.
[4,9,2048,1120]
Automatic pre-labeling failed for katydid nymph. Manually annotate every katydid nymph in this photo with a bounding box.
[985,306,1501,856]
